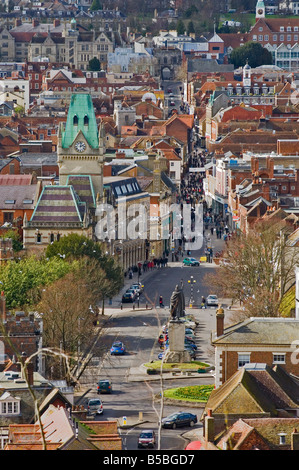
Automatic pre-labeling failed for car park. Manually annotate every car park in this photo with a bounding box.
[162,412,197,429]
[206,295,219,306]
[138,430,156,448]
[97,379,112,394]
[183,257,200,267]
[87,398,103,415]
[110,341,126,355]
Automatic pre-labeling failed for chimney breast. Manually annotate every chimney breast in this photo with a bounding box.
[216,306,224,337]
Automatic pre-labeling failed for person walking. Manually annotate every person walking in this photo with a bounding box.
[159,295,164,308]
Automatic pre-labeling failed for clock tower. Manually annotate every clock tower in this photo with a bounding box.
[58,93,105,199]
[256,0,265,21]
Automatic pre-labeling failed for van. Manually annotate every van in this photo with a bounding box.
[87,398,103,415]
[97,379,112,394]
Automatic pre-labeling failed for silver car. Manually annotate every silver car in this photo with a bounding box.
[87,398,103,415]
[206,295,219,307]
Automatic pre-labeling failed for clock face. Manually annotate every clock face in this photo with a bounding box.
[75,141,86,152]
[258,8,263,14]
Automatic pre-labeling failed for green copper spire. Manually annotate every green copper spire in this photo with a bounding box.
[61,93,99,149]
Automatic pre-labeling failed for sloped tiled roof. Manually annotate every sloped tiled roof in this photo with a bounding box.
[30,185,84,227]
[66,175,96,208]
[205,364,299,417]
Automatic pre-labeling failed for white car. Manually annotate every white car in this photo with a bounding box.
[206,295,219,307]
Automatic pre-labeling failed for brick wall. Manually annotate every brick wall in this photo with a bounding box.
[220,349,299,385]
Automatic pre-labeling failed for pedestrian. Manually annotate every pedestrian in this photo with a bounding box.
[159,295,164,308]
[201,296,206,309]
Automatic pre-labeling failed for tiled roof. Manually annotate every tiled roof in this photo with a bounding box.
[212,317,299,345]
[66,175,96,208]
[0,174,32,185]
[0,184,39,210]
[205,363,299,416]
[30,185,84,227]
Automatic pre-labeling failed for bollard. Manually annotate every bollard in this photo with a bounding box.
[133,304,135,310]
[139,411,143,421]
[120,303,123,310]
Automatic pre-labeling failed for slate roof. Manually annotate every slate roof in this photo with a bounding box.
[30,185,85,227]
[0,184,39,210]
[212,317,299,346]
[66,175,96,208]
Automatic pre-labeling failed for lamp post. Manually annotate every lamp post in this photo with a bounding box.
[188,275,196,308]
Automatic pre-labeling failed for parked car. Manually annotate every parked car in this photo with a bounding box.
[138,430,156,448]
[206,295,219,307]
[130,283,143,294]
[87,398,103,415]
[184,345,197,359]
[162,412,197,429]
[185,339,197,350]
[185,328,195,338]
[170,101,176,106]
[122,292,135,303]
[110,341,126,355]
[126,288,138,300]
[183,257,200,267]
[97,379,112,394]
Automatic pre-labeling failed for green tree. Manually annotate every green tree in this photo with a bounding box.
[88,57,101,71]
[90,0,102,11]
[45,233,103,262]
[0,256,74,309]
[1,230,22,252]
[229,41,273,68]
[176,19,186,35]
[187,21,195,35]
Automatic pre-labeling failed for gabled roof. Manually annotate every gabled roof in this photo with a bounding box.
[204,363,299,417]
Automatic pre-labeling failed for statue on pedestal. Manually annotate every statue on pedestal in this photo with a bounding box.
[170,284,185,320]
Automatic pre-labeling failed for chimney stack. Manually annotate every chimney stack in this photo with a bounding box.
[204,409,215,443]
[216,306,224,337]
[1,291,6,323]
[291,429,299,450]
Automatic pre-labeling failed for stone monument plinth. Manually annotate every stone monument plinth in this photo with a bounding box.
[163,319,191,363]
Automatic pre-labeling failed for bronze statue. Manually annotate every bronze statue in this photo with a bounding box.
[170,284,185,320]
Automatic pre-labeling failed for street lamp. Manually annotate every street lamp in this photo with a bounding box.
[188,275,196,308]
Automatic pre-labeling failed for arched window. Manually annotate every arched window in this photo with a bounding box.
[50,233,54,243]
[37,233,41,243]
[73,115,78,125]
[84,115,89,126]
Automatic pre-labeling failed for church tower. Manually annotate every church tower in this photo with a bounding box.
[57,93,105,199]
[256,0,265,21]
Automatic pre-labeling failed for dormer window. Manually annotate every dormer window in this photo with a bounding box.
[84,115,89,126]
[73,115,78,125]
[280,27,284,32]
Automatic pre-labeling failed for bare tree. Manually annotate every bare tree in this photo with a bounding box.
[208,220,299,317]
